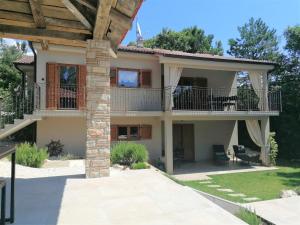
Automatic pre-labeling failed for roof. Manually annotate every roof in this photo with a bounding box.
[14,55,34,65]
[118,46,276,66]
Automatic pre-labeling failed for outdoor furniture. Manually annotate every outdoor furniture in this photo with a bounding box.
[0,179,6,225]
[213,145,230,164]
[233,145,260,164]
[0,142,16,224]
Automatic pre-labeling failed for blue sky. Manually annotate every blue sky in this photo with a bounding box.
[122,0,300,54]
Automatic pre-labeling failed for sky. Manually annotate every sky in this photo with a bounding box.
[122,0,300,54]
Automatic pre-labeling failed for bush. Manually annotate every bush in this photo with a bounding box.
[111,142,148,166]
[46,140,64,157]
[131,162,150,170]
[236,208,262,225]
[15,142,48,168]
[269,132,278,165]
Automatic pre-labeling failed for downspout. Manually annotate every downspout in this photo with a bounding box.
[28,41,37,83]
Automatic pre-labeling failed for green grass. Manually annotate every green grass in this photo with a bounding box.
[181,162,300,203]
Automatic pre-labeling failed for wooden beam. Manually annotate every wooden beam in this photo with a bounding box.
[0,24,90,43]
[0,10,91,34]
[62,0,93,30]
[40,39,49,50]
[75,0,97,12]
[93,0,112,39]
[29,0,46,28]
[110,7,132,30]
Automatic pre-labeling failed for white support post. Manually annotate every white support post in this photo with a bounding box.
[261,117,270,166]
[262,73,269,111]
[164,116,173,174]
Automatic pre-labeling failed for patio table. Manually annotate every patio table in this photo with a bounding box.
[0,142,16,224]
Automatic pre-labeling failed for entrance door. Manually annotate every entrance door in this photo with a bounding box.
[173,124,195,161]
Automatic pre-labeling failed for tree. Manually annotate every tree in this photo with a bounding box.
[0,39,27,91]
[272,25,300,159]
[143,26,224,55]
[228,18,279,61]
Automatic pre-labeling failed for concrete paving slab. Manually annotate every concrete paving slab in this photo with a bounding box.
[243,197,260,202]
[0,160,247,225]
[217,188,234,193]
[244,196,300,225]
[228,193,246,197]
[198,180,212,184]
[207,184,221,188]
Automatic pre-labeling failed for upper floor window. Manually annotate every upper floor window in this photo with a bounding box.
[110,68,152,88]
[118,70,139,88]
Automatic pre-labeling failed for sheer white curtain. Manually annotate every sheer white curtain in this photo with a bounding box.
[164,65,183,110]
[248,71,263,110]
[245,120,264,147]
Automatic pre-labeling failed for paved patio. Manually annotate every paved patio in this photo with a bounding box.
[0,160,247,225]
[244,196,300,225]
[173,161,277,181]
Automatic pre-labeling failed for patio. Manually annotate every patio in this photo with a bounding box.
[173,160,277,181]
[0,160,246,225]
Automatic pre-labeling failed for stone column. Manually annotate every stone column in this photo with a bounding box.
[261,117,270,166]
[164,115,173,174]
[85,39,111,178]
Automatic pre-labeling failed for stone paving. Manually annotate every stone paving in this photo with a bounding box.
[0,160,247,225]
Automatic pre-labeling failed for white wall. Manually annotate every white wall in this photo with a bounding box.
[111,117,162,162]
[36,117,86,157]
[111,54,161,88]
[181,68,237,95]
[194,120,237,161]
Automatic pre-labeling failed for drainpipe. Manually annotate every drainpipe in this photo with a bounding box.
[28,41,37,83]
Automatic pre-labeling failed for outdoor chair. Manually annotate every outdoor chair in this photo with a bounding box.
[213,145,230,164]
[233,145,260,164]
[0,179,6,225]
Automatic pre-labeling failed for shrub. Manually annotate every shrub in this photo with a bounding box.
[46,140,64,157]
[269,132,278,165]
[131,162,150,170]
[236,208,261,225]
[15,142,48,168]
[111,142,148,166]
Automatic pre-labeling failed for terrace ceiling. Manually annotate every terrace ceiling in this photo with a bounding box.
[0,0,142,50]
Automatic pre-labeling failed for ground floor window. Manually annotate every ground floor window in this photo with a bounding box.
[111,125,152,141]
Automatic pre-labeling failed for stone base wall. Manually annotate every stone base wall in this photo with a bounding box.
[85,39,111,178]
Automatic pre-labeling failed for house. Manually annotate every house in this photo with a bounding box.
[2,44,281,175]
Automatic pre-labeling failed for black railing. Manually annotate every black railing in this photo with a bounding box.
[169,86,281,112]
[0,84,40,129]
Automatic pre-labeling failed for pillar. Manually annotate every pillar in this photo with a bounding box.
[164,115,173,174]
[261,117,270,166]
[85,39,111,178]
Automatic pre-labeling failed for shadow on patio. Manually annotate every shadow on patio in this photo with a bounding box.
[4,174,84,225]
[173,160,277,181]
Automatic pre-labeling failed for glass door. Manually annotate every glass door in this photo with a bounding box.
[59,65,78,109]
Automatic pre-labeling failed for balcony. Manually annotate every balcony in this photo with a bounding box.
[169,86,282,112]
[7,84,281,118]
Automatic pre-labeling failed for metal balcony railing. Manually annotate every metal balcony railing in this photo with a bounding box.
[167,86,282,112]
[111,87,162,111]
[0,83,40,129]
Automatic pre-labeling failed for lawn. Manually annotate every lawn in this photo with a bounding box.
[180,162,300,203]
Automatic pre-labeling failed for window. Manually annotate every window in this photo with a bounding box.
[111,125,152,141]
[118,126,128,140]
[110,68,152,88]
[118,70,139,88]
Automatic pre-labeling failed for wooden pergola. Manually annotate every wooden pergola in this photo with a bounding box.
[0,0,142,51]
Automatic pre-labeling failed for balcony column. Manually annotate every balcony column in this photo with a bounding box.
[262,73,269,111]
[164,115,173,174]
[85,39,111,178]
[261,117,270,166]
